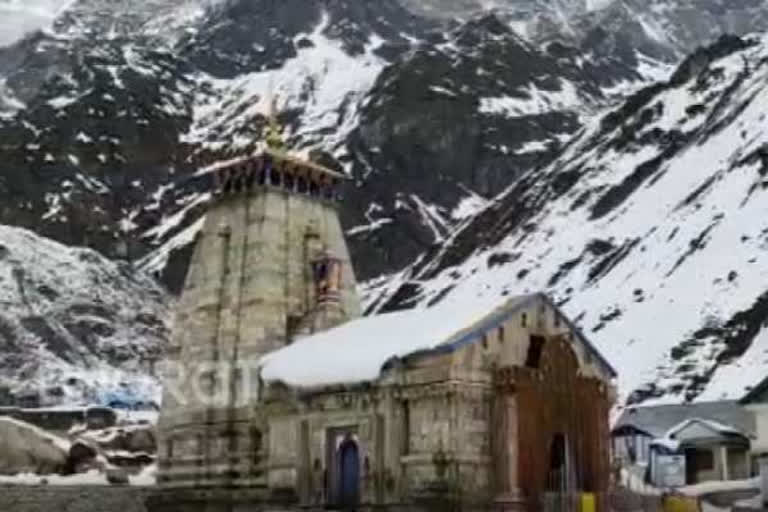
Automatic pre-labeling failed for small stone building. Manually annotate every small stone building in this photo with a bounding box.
[742,378,768,508]
[258,293,617,510]
[742,377,768,456]
[612,401,755,486]
[150,145,617,511]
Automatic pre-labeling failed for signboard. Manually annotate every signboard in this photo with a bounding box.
[759,456,768,507]
[656,454,686,488]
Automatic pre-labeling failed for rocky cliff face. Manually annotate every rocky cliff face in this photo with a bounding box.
[402,0,768,58]
[0,225,170,405]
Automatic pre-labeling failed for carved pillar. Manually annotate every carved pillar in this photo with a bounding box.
[493,367,525,509]
[298,419,311,504]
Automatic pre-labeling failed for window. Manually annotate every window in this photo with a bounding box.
[525,336,546,369]
[498,326,505,344]
[402,401,410,454]
[636,435,648,463]
[554,312,561,328]
[270,169,282,186]
[250,427,263,463]
[284,173,295,190]
[623,435,637,463]
[521,313,528,327]
[689,449,714,471]
[481,334,488,350]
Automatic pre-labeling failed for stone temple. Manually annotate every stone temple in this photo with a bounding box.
[150,142,618,511]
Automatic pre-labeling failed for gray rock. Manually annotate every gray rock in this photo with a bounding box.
[106,467,130,485]
[67,440,99,473]
[0,417,68,475]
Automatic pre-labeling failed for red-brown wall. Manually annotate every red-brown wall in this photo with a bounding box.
[513,337,612,510]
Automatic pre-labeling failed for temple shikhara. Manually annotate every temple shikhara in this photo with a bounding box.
[149,124,618,511]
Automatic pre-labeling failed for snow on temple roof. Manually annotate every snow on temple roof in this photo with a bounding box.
[259,293,533,388]
[259,292,615,388]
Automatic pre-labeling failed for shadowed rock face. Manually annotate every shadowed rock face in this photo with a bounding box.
[342,13,642,279]
[400,0,768,59]
[181,0,433,78]
[398,0,590,21]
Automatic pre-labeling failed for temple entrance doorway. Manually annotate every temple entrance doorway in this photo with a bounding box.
[544,433,578,512]
[326,428,360,509]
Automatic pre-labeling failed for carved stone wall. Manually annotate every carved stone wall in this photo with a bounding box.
[155,152,361,490]
[0,486,150,512]
[265,387,396,506]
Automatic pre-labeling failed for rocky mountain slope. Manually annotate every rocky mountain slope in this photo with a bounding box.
[1,2,767,290]
[366,33,768,406]
[0,0,677,294]
[0,224,170,406]
[405,0,768,59]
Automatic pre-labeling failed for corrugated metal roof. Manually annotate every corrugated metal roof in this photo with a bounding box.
[612,400,756,439]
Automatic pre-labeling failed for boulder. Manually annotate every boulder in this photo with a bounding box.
[0,417,68,475]
[83,424,157,454]
[66,440,99,473]
[106,467,130,485]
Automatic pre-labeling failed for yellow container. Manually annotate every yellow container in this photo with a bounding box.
[581,492,596,512]
[663,495,699,512]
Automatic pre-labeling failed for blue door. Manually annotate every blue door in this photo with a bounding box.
[338,439,360,508]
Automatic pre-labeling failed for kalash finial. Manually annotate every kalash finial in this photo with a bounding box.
[264,81,285,152]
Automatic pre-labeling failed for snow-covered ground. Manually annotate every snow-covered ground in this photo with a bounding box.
[0,464,157,486]
[479,80,586,118]
[0,224,170,406]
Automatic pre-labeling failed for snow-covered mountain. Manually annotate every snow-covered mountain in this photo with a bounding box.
[366,33,768,407]
[402,0,768,60]
[0,224,170,406]
[1,0,768,405]
[0,0,675,293]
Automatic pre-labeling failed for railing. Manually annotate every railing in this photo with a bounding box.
[541,492,583,512]
[609,488,665,512]
[537,489,670,512]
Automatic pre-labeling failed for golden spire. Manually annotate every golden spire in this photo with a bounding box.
[265,81,285,152]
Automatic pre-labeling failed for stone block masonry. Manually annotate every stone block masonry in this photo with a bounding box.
[0,485,150,512]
